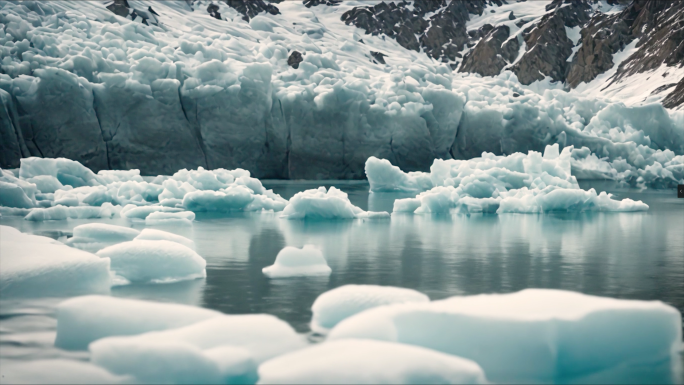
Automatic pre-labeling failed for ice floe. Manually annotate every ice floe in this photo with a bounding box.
[55,295,222,350]
[96,240,206,284]
[280,187,367,220]
[327,289,682,382]
[65,223,140,252]
[262,245,332,278]
[90,314,305,383]
[134,229,196,250]
[310,285,429,333]
[257,339,487,385]
[0,226,111,298]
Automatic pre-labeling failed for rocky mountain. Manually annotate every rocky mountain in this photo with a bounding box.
[0,0,682,179]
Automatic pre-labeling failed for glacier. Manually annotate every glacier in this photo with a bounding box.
[0,1,681,184]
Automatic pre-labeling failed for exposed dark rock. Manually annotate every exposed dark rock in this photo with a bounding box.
[509,11,516,20]
[303,0,342,8]
[340,0,489,65]
[224,0,280,21]
[663,77,684,109]
[105,0,130,18]
[459,26,519,76]
[287,51,304,69]
[611,1,684,81]
[652,83,678,95]
[370,51,387,65]
[207,3,221,20]
[512,0,591,85]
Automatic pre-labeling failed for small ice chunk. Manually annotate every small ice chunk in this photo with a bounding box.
[96,240,206,284]
[0,359,129,384]
[24,205,117,221]
[262,245,331,278]
[311,285,429,333]
[72,223,140,242]
[0,180,35,208]
[257,339,487,384]
[281,187,365,219]
[135,229,196,250]
[328,289,683,382]
[55,296,222,350]
[90,314,305,364]
[0,226,111,298]
[145,210,195,226]
[65,223,140,252]
[358,211,391,219]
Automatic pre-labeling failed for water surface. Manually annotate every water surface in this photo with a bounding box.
[1,181,682,382]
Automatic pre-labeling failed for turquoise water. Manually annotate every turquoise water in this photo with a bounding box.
[1,181,682,383]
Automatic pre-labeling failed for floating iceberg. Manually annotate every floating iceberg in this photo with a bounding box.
[55,296,222,350]
[0,226,111,298]
[262,245,332,278]
[91,341,257,385]
[1,156,288,221]
[0,359,128,385]
[327,289,682,383]
[134,229,196,251]
[311,285,429,333]
[71,223,140,241]
[90,314,305,382]
[145,210,196,226]
[281,187,366,220]
[96,240,206,284]
[374,145,649,214]
[257,339,487,385]
[24,204,120,221]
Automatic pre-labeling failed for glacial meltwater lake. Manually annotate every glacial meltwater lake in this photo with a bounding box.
[1,180,683,383]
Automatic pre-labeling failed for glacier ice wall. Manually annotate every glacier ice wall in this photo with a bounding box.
[0,1,682,183]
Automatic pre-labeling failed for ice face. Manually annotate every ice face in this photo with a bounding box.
[0,1,681,181]
[310,285,429,333]
[262,245,332,278]
[0,226,111,298]
[327,289,683,383]
[257,339,487,385]
[55,295,222,350]
[96,240,206,284]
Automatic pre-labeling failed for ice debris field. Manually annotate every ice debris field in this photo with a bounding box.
[0,148,659,225]
[0,1,683,181]
[1,278,682,384]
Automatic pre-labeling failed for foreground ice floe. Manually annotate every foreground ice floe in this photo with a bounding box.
[0,225,111,298]
[96,240,206,284]
[55,295,222,350]
[257,339,487,385]
[368,144,650,214]
[90,314,305,383]
[310,285,429,333]
[65,223,140,252]
[262,245,332,278]
[327,289,682,383]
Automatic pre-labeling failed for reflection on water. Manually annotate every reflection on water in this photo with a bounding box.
[1,181,683,383]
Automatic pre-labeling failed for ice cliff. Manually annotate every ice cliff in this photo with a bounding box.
[0,0,682,184]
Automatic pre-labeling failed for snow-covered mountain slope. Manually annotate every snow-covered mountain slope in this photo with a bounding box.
[0,0,682,184]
